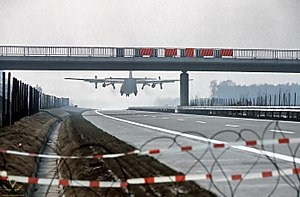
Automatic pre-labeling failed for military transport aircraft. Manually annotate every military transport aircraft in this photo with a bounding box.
[65,71,179,97]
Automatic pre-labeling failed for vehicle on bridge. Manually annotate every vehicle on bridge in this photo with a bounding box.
[65,71,179,97]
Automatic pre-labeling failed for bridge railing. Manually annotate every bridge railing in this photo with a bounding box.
[233,49,300,60]
[0,46,300,60]
[0,46,117,57]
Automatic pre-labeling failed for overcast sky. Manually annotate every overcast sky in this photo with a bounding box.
[1,0,300,108]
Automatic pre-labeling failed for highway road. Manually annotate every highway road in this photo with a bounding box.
[83,110,300,197]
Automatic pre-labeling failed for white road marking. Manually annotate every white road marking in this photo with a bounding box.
[143,115,148,117]
[269,129,294,134]
[196,121,206,124]
[177,119,184,121]
[152,116,156,118]
[163,117,169,120]
[95,110,300,164]
[225,124,240,128]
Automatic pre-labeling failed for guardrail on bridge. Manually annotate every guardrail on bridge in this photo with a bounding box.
[1,46,300,60]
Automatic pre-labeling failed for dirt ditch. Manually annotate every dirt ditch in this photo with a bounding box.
[57,111,216,197]
[0,109,67,196]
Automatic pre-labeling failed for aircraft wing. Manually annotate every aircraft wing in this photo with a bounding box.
[136,78,180,89]
[64,77,124,83]
[136,79,180,84]
[105,77,156,81]
[65,76,125,89]
[104,78,126,83]
[64,77,106,83]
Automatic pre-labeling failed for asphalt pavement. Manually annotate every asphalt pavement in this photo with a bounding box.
[83,110,300,197]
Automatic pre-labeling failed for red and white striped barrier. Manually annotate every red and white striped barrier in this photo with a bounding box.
[0,171,127,188]
[165,48,177,57]
[200,48,214,57]
[0,137,299,159]
[185,48,194,57]
[140,48,153,57]
[1,167,300,187]
[221,49,233,56]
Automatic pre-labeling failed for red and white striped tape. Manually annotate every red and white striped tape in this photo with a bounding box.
[1,167,300,187]
[0,171,127,188]
[185,48,194,57]
[220,49,233,56]
[0,137,299,159]
[200,48,214,56]
[165,48,177,57]
[140,48,153,56]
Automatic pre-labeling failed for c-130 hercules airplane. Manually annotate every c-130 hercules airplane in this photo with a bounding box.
[65,71,179,97]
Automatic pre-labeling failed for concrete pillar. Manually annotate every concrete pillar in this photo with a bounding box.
[180,71,189,106]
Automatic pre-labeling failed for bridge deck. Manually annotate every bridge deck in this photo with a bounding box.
[0,46,299,71]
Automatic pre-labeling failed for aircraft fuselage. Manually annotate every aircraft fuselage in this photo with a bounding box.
[120,78,138,96]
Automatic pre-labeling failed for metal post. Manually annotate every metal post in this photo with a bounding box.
[16,80,20,121]
[20,82,23,118]
[2,72,5,127]
[25,84,28,116]
[29,86,33,115]
[6,73,11,126]
[35,89,38,113]
[11,78,16,124]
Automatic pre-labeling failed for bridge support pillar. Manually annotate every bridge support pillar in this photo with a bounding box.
[180,71,189,106]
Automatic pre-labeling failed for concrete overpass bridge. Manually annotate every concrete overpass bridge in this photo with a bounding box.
[0,46,300,105]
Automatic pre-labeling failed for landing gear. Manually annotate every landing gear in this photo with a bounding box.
[134,92,137,96]
[120,92,123,96]
[126,94,129,97]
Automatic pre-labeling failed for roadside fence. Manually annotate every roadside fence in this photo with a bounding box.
[0,72,69,127]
